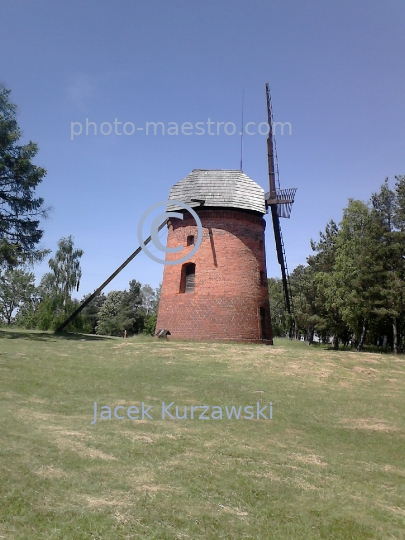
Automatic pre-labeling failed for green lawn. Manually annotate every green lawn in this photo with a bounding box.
[0,329,404,539]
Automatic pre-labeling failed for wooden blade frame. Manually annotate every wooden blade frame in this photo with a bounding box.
[265,83,293,315]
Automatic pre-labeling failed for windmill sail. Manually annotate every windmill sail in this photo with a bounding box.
[265,83,295,317]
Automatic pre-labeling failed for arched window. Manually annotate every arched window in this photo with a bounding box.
[180,263,196,293]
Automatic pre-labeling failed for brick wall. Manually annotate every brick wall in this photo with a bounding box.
[156,208,273,343]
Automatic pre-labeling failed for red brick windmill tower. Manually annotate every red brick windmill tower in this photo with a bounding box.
[156,169,273,343]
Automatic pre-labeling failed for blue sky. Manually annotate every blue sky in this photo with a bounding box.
[1,0,404,296]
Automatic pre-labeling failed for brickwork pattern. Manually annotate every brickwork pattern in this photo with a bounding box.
[156,208,273,343]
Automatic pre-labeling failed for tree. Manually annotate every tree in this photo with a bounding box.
[267,179,405,353]
[96,291,125,336]
[320,200,382,351]
[394,175,405,231]
[308,220,346,349]
[0,85,48,266]
[140,284,161,336]
[268,277,288,337]
[81,293,106,334]
[118,279,144,334]
[141,284,158,315]
[393,175,405,352]
[370,179,405,353]
[143,313,158,336]
[0,267,36,324]
[94,280,153,337]
[31,236,84,330]
[289,265,319,343]
[309,183,405,353]
[44,236,84,314]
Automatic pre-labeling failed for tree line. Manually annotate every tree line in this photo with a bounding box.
[0,235,161,335]
[269,177,405,353]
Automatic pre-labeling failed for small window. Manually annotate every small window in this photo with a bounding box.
[185,264,195,292]
[187,235,195,246]
[180,263,196,293]
[260,271,266,285]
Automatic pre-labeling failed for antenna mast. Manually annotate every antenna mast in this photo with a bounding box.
[240,90,244,171]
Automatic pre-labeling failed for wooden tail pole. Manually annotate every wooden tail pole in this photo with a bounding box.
[55,218,168,332]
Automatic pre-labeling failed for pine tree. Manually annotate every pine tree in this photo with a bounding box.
[309,220,346,349]
[0,85,48,266]
[289,265,319,343]
[371,179,405,353]
[268,277,288,337]
[324,200,382,351]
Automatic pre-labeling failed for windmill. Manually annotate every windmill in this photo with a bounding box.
[264,83,297,331]
[57,167,273,342]
[56,85,293,341]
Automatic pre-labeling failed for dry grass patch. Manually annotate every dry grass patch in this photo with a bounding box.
[120,430,156,443]
[217,504,249,517]
[35,466,67,478]
[54,437,117,460]
[288,452,328,467]
[340,418,399,432]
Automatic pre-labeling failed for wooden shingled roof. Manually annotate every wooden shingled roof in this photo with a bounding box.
[167,170,266,215]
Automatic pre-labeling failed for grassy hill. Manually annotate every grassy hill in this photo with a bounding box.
[0,329,404,539]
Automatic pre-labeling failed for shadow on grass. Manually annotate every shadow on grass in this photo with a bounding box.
[275,338,397,355]
[0,329,111,342]
[314,343,395,355]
